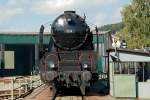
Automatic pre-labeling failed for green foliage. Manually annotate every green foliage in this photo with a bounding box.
[98,22,124,34]
[119,0,150,49]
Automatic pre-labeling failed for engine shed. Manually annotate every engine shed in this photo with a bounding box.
[0,32,50,77]
[0,31,112,77]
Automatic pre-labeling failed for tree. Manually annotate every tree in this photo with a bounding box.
[118,0,150,49]
[98,22,124,34]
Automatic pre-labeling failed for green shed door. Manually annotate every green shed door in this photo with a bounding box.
[114,75,136,98]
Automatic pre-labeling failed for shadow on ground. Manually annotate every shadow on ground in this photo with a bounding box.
[57,79,109,97]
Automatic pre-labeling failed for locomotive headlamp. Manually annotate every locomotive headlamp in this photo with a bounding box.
[48,62,55,68]
[83,63,88,69]
[67,18,71,22]
[58,18,64,26]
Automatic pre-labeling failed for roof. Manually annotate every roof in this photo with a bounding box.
[107,48,150,57]
[0,32,50,35]
[108,48,150,62]
[0,32,107,44]
[92,30,111,35]
[0,33,50,44]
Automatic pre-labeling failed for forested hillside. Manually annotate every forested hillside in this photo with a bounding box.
[99,0,150,49]
[98,22,124,34]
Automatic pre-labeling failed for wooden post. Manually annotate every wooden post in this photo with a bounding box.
[19,79,21,96]
[11,77,14,100]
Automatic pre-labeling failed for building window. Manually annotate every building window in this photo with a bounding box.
[4,51,14,69]
[136,62,150,82]
[113,62,150,82]
[113,62,137,74]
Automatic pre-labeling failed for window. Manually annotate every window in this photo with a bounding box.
[114,62,137,74]
[4,51,14,69]
[113,61,150,82]
[136,62,150,82]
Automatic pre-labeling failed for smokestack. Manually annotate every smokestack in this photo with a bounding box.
[39,25,44,52]
[39,25,45,59]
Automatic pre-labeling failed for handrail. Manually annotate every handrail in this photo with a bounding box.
[0,75,43,100]
[14,79,41,90]
[14,79,44,100]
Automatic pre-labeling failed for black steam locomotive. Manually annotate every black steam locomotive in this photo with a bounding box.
[39,11,98,95]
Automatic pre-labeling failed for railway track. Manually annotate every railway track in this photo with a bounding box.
[20,85,137,100]
[20,85,91,100]
[51,87,86,100]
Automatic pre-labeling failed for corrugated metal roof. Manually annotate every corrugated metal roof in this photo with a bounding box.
[107,48,150,56]
[110,52,150,62]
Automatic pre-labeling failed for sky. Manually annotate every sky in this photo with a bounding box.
[0,0,131,32]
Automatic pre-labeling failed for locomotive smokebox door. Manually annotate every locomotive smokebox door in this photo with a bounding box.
[51,11,90,50]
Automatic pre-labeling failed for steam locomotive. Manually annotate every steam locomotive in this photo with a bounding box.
[39,11,98,95]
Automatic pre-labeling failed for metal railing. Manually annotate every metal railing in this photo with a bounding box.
[0,75,43,100]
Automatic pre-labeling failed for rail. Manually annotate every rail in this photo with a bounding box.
[0,75,43,100]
